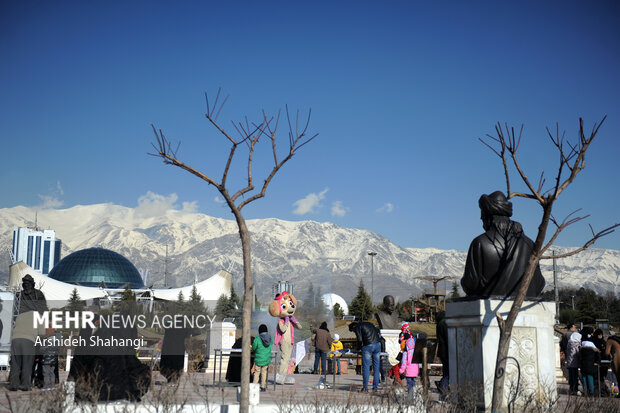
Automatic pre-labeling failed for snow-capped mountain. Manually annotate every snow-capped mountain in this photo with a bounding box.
[0,204,618,302]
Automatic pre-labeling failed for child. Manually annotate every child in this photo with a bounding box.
[41,327,60,390]
[251,324,272,392]
[565,332,581,395]
[330,334,343,375]
[399,332,419,394]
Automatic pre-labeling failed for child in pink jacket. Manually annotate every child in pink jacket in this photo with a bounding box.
[399,333,419,393]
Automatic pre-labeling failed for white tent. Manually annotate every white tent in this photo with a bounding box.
[8,261,232,305]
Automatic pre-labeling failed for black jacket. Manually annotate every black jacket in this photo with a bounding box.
[353,322,380,347]
[579,345,600,376]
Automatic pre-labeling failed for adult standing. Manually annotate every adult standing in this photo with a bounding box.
[579,327,600,396]
[592,329,610,396]
[560,323,578,372]
[565,332,582,396]
[159,325,191,385]
[349,321,381,392]
[9,274,47,391]
[604,335,620,398]
[311,322,332,375]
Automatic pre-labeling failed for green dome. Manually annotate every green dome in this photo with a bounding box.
[48,247,145,289]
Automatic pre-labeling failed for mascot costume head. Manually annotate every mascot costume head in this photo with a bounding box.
[269,291,302,384]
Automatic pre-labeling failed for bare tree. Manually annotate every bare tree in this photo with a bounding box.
[150,89,317,413]
[479,117,618,412]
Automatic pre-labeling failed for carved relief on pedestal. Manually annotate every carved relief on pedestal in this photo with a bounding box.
[505,327,538,402]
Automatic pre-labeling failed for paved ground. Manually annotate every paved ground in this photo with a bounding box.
[1,370,619,412]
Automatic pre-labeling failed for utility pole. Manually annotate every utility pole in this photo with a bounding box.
[553,251,559,325]
[368,252,377,304]
[164,244,170,288]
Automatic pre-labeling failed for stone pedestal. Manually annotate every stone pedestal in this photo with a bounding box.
[204,322,236,372]
[446,299,556,411]
[380,329,400,366]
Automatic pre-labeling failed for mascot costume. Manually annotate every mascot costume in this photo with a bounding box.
[269,291,302,384]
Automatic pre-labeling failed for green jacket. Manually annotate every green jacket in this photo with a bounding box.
[252,333,273,367]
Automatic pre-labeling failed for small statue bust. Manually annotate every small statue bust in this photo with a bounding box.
[375,295,400,330]
[461,191,546,298]
[19,274,48,313]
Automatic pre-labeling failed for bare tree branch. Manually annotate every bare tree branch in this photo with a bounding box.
[541,223,620,259]
[149,89,317,413]
[541,209,589,253]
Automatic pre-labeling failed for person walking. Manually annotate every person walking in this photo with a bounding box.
[349,321,381,392]
[251,324,272,392]
[330,333,343,375]
[311,322,332,375]
[399,332,419,394]
[565,331,582,396]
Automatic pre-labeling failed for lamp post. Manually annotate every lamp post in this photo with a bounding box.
[368,252,377,304]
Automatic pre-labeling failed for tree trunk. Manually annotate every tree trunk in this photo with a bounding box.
[490,205,552,412]
[233,211,253,413]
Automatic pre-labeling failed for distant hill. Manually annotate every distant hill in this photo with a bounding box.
[1,204,618,303]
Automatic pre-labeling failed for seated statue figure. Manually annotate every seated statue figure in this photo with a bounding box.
[461,191,545,298]
[375,295,400,330]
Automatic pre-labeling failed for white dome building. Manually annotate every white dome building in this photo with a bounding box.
[321,293,349,315]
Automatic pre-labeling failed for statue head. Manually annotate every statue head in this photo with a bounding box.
[22,274,35,292]
[382,295,395,313]
[478,191,512,230]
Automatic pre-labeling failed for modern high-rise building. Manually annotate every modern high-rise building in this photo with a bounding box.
[12,226,62,275]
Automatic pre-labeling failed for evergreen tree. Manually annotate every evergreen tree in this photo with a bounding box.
[229,285,242,310]
[67,288,85,312]
[174,290,187,314]
[116,284,137,315]
[349,280,374,321]
[121,284,136,301]
[214,287,242,326]
[187,285,206,317]
[333,303,344,318]
[183,285,208,333]
[450,280,461,298]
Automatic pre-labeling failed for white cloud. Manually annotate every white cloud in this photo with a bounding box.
[377,203,394,213]
[331,201,348,217]
[37,180,65,209]
[38,195,64,209]
[135,191,199,217]
[214,196,225,204]
[181,201,199,213]
[293,188,329,215]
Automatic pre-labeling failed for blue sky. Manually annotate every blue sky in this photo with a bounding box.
[1,0,619,251]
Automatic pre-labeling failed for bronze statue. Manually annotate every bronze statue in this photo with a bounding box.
[18,274,48,313]
[375,295,400,330]
[461,191,545,298]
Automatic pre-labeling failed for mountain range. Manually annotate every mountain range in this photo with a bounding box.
[1,204,618,303]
